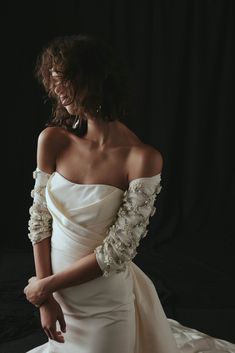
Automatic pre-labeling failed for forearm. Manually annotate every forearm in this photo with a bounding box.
[33,238,52,279]
[46,253,102,293]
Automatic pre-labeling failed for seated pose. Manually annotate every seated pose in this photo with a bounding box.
[24,35,235,353]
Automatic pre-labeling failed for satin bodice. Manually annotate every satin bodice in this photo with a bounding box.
[46,171,124,234]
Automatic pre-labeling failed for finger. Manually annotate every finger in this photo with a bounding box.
[28,276,36,283]
[44,328,52,340]
[49,328,64,343]
[49,323,61,342]
[58,314,66,333]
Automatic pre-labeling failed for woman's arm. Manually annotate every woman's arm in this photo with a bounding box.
[33,239,52,279]
[25,145,163,299]
[29,128,57,281]
[26,127,67,343]
[25,253,103,302]
[30,126,68,260]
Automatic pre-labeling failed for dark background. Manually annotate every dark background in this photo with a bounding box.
[2,0,235,350]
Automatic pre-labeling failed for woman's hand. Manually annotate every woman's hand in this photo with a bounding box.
[39,296,66,343]
[24,276,51,307]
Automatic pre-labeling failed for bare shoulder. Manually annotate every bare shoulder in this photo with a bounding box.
[37,126,69,173]
[38,126,69,143]
[114,121,163,180]
[127,143,163,181]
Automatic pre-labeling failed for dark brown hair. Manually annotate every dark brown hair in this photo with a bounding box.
[35,34,129,135]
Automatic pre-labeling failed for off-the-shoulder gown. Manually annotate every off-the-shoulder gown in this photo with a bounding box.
[27,171,235,353]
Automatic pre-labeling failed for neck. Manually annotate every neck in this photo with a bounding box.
[86,117,112,147]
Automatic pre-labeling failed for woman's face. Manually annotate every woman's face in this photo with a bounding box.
[51,70,78,115]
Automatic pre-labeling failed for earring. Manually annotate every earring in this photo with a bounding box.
[96,105,102,113]
[72,115,80,129]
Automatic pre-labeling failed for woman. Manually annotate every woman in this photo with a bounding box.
[24,35,235,353]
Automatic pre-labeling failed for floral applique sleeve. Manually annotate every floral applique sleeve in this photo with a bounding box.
[28,168,53,245]
[94,174,162,277]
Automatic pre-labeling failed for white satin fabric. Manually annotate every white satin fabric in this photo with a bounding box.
[27,172,235,353]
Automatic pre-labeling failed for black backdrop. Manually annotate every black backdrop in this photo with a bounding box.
[3,0,235,343]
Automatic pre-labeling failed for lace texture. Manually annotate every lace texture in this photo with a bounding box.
[28,168,53,245]
[94,175,162,277]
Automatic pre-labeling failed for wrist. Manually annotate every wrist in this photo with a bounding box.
[39,294,55,309]
[34,277,54,308]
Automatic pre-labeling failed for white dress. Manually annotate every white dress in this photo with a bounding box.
[27,171,235,353]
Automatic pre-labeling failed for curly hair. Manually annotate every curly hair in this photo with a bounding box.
[35,34,129,136]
